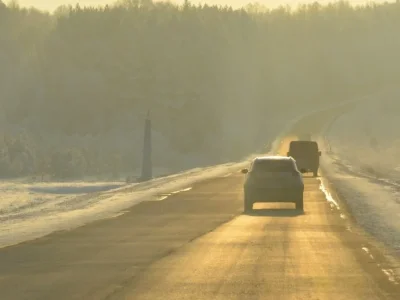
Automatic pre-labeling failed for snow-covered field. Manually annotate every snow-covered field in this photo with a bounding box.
[323,94,400,257]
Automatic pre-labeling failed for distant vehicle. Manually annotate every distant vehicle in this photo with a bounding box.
[241,156,304,212]
[287,140,321,177]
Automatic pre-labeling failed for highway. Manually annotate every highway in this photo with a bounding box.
[0,135,399,299]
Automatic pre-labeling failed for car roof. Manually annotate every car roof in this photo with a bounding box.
[290,140,317,144]
[253,155,293,161]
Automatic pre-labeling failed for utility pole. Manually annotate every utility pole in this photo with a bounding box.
[139,110,152,182]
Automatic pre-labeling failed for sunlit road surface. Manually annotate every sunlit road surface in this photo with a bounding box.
[0,138,399,299]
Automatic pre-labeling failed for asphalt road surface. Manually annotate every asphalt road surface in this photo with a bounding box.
[0,138,399,300]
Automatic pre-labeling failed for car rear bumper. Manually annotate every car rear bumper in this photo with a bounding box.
[245,187,303,202]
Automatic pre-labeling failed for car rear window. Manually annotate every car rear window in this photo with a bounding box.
[251,159,295,172]
[289,141,318,152]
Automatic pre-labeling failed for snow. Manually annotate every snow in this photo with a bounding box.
[3,96,399,259]
[322,94,400,258]
[0,106,307,249]
[0,154,266,249]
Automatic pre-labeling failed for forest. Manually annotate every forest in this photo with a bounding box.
[0,0,398,180]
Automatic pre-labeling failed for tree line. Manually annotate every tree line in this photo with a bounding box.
[0,0,398,179]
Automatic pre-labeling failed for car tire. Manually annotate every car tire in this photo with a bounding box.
[244,192,253,213]
[296,195,304,211]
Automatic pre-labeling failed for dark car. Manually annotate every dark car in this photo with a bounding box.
[241,156,304,212]
[287,140,321,177]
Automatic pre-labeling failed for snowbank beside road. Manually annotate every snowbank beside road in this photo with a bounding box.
[0,154,265,249]
[322,96,400,257]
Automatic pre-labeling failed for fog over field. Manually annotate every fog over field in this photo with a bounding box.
[328,90,400,182]
[0,0,399,182]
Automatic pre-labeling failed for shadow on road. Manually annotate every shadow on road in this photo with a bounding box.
[244,208,305,217]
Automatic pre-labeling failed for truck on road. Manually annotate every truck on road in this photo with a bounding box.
[287,140,321,177]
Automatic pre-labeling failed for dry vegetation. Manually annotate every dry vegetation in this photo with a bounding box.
[0,0,398,179]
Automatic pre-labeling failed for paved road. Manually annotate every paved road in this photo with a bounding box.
[0,138,399,299]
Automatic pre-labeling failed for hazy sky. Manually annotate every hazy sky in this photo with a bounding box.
[13,0,390,12]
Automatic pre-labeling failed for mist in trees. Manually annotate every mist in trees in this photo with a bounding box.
[0,0,398,180]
